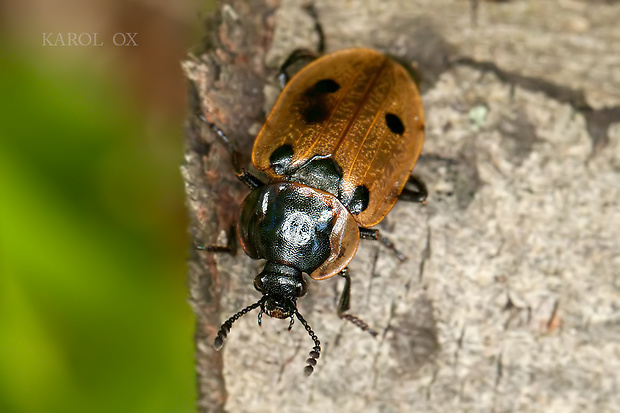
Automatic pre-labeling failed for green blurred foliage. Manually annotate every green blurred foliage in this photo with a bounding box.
[0,21,199,413]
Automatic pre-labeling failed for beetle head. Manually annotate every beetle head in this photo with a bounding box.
[253,262,307,319]
[212,261,321,375]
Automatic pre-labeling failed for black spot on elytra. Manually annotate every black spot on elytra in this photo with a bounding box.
[313,79,340,93]
[386,113,405,135]
[301,79,340,123]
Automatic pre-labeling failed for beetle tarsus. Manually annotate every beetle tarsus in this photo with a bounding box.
[339,314,378,337]
[195,110,265,189]
[359,228,407,262]
[195,223,237,256]
[194,224,237,255]
[336,268,378,336]
[195,244,231,253]
[195,112,239,166]
[377,235,407,262]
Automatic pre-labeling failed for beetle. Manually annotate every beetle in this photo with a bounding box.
[196,48,427,375]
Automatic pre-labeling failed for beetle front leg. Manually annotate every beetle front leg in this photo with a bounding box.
[337,268,377,337]
[195,112,264,190]
[359,227,406,262]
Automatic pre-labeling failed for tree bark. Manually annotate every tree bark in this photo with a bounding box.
[183,0,620,412]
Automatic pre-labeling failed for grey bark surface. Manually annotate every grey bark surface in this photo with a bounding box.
[182,1,620,412]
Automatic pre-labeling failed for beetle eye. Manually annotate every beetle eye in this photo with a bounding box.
[253,275,264,292]
[296,281,307,297]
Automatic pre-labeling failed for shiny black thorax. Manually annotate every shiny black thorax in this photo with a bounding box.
[238,182,334,274]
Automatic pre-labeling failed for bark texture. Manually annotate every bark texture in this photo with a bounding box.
[183,1,620,412]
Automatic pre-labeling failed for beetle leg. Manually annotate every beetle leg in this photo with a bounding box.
[359,227,407,262]
[277,4,325,87]
[195,244,231,253]
[303,3,325,54]
[236,168,264,190]
[195,224,237,255]
[337,268,378,337]
[195,112,264,189]
[398,175,428,204]
[195,112,240,169]
[278,49,319,89]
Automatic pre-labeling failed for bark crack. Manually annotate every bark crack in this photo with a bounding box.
[454,57,620,152]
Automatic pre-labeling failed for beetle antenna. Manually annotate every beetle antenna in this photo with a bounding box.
[213,297,266,350]
[294,309,321,376]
